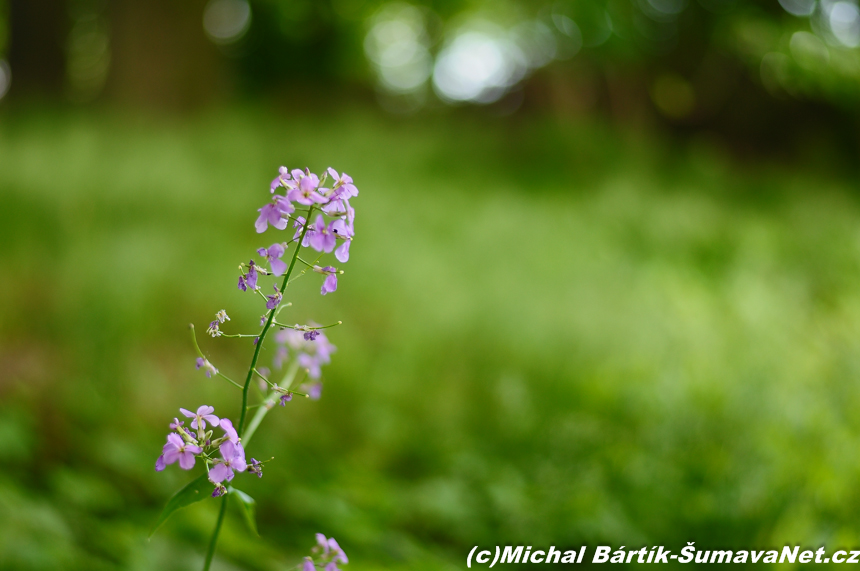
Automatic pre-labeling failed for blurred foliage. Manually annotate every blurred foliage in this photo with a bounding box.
[2,105,860,569]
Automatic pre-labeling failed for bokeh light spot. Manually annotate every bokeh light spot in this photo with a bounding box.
[203,0,252,45]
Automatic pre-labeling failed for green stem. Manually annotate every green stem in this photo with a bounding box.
[202,207,315,571]
[202,495,228,571]
[243,360,301,446]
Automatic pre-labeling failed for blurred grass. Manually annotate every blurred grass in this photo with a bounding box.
[2,106,860,569]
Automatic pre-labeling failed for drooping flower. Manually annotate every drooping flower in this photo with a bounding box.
[156,433,202,471]
[196,357,218,378]
[266,284,283,309]
[255,195,295,233]
[212,484,227,497]
[330,218,353,263]
[247,458,264,478]
[215,309,230,323]
[206,320,222,337]
[208,440,247,483]
[258,243,287,276]
[308,215,337,253]
[238,260,259,291]
[219,418,239,444]
[279,393,292,406]
[313,265,338,295]
[304,330,319,341]
[288,170,326,205]
[180,405,220,430]
[327,168,359,198]
[270,166,291,193]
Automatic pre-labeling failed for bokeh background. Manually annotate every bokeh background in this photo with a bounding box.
[2,0,860,569]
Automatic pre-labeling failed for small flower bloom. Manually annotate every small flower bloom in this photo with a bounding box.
[247,458,264,478]
[308,216,336,253]
[330,218,353,263]
[327,168,358,198]
[169,418,184,430]
[208,440,247,484]
[288,171,326,205]
[156,433,202,471]
[302,380,323,400]
[328,538,348,564]
[238,261,259,291]
[212,484,227,497]
[266,285,283,309]
[270,166,291,193]
[195,357,218,378]
[206,320,222,337]
[304,330,319,341]
[279,393,293,406]
[220,418,239,444]
[303,557,315,571]
[256,194,295,233]
[180,405,220,430]
[313,265,338,295]
[257,243,287,276]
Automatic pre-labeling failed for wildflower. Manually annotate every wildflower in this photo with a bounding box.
[257,243,288,276]
[169,418,184,430]
[327,168,359,198]
[314,534,348,565]
[299,353,323,379]
[266,284,283,309]
[279,393,292,406]
[208,440,247,483]
[196,357,219,378]
[303,557,315,571]
[155,433,202,471]
[304,330,319,341]
[287,170,326,205]
[308,215,336,253]
[220,418,239,444]
[247,458,264,478]
[302,380,323,400]
[206,320,222,337]
[270,166,291,193]
[238,260,259,291]
[212,484,227,497]
[313,265,338,295]
[330,219,353,263]
[180,405,220,430]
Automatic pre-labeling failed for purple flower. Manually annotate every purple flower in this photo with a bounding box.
[303,557,315,571]
[195,357,218,378]
[180,405,220,430]
[299,353,322,379]
[206,320,222,337]
[288,171,326,205]
[304,330,319,341]
[266,284,283,309]
[257,243,288,276]
[220,418,239,444]
[315,534,348,565]
[255,195,295,233]
[330,218,353,263]
[308,215,337,253]
[238,261,259,291]
[313,265,338,295]
[271,166,291,193]
[212,484,227,497]
[279,393,293,406]
[169,418,184,430]
[208,441,247,484]
[247,458,264,478]
[156,433,202,471]
[327,168,358,198]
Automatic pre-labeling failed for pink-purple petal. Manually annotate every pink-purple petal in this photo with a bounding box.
[208,463,232,484]
[178,451,196,470]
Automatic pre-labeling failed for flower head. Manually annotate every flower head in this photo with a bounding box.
[255,195,295,233]
[180,405,220,430]
[169,418,184,430]
[327,168,358,198]
[208,440,247,483]
[247,458,264,478]
[156,433,202,471]
[279,393,293,406]
[238,260,259,291]
[313,265,338,295]
[288,170,326,205]
[266,284,283,309]
[304,330,319,341]
[212,484,227,497]
[258,243,287,276]
[308,215,336,253]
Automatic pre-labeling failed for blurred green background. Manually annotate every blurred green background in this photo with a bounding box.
[2,0,860,569]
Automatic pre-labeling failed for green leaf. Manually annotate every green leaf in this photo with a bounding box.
[150,473,213,537]
[228,487,258,536]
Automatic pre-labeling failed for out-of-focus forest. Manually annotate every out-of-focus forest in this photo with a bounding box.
[2,0,860,570]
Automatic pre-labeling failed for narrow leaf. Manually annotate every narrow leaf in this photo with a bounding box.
[150,473,213,537]
[228,487,258,536]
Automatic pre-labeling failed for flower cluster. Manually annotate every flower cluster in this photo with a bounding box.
[154,165,358,569]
